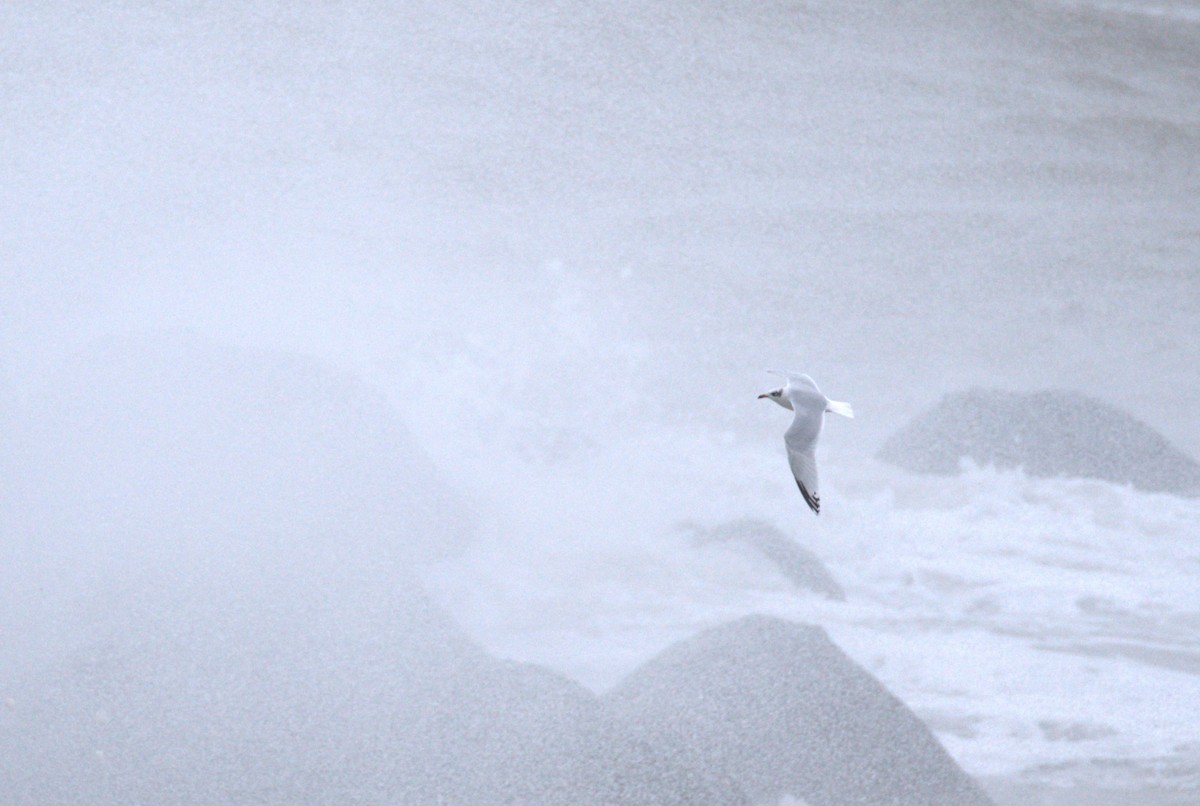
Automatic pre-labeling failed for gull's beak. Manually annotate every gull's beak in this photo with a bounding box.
[757,393,768,399]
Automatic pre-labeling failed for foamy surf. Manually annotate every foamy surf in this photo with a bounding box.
[419,427,1200,792]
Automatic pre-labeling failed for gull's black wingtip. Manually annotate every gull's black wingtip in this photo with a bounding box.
[795,479,820,515]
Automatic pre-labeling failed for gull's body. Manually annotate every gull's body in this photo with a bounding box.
[759,371,854,515]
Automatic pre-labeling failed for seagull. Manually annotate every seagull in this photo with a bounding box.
[758,370,854,515]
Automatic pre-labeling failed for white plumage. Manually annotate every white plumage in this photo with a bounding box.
[759,370,854,515]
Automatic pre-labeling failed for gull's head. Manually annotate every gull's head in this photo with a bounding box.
[758,387,792,410]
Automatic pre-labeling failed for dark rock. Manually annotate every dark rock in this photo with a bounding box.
[604,615,993,806]
[687,518,845,601]
[0,335,744,805]
[0,570,746,804]
[877,388,1200,496]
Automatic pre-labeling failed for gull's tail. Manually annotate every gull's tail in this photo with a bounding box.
[825,399,854,418]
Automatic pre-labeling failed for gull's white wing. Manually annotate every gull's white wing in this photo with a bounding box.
[767,369,821,394]
[783,394,825,515]
[788,373,821,394]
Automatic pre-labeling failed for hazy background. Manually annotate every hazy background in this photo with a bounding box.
[3,0,1199,803]
[4,0,1198,451]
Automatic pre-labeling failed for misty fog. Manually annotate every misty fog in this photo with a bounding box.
[3,1,1199,804]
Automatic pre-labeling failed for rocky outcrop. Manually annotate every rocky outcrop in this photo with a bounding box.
[604,615,993,806]
[0,570,745,805]
[8,334,472,564]
[687,518,845,601]
[877,388,1200,496]
[0,335,744,805]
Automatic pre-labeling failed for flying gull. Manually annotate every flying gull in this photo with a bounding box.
[758,370,854,515]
